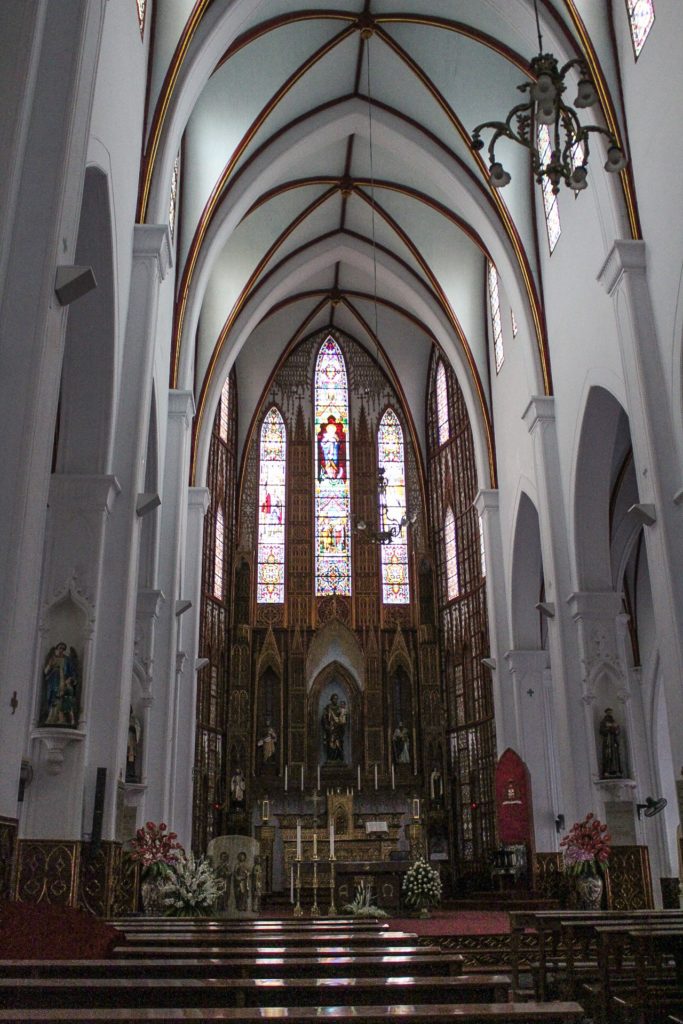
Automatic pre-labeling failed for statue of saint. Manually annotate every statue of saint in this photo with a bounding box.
[251,855,263,914]
[321,692,347,762]
[257,721,277,764]
[41,642,79,727]
[233,850,250,911]
[392,722,411,764]
[599,707,623,778]
[215,852,232,912]
[230,767,246,806]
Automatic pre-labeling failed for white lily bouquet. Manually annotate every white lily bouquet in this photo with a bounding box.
[402,856,442,915]
[158,852,224,917]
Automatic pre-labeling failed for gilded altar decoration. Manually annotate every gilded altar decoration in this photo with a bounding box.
[39,642,80,728]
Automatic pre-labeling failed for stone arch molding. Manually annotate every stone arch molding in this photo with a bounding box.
[176,97,540,394]
[306,619,364,695]
[194,233,492,491]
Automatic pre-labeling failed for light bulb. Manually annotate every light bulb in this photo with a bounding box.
[575,78,597,108]
[537,100,556,125]
[604,145,627,172]
[568,165,588,190]
[532,73,557,104]
[489,162,511,188]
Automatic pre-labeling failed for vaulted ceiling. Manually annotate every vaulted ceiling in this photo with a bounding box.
[138,1,633,482]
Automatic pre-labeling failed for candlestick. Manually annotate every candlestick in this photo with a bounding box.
[374,764,378,790]
[300,764,304,791]
[313,831,318,859]
[329,821,335,860]
[357,764,361,790]
[327,858,337,917]
[311,858,320,917]
[290,864,294,903]
[284,765,288,791]
[293,860,303,917]
[391,764,395,790]
[296,819,302,860]
[317,764,321,791]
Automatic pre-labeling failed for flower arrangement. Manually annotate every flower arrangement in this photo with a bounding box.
[402,856,442,914]
[129,821,184,880]
[158,852,224,917]
[342,880,389,919]
[559,812,611,876]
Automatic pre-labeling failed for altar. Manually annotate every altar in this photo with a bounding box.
[334,860,411,911]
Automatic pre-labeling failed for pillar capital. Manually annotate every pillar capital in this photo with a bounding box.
[522,396,555,434]
[133,224,173,280]
[597,239,646,296]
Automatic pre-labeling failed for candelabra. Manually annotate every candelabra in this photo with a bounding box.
[293,858,303,918]
[310,827,320,916]
[327,849,337,916]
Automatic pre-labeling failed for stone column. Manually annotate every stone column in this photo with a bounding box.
[83,225,172,841]
[165,486,209,845]
[474,489,515,752]
[145,390,195,837]
[0,0,106,820]
[505,650,557,851]
[522,397,592,823]
[598,241,683,778]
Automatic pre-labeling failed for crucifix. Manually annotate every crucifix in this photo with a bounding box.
[308,789,324,823]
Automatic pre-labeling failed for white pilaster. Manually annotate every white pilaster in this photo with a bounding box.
[598,240,683,775]
[474,489,515,752]
[169,486,210,848]
[146,390,195,830]
[522,397,592,822]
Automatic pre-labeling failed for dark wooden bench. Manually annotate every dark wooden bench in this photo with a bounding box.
[112,943,431,958]
[0,1001,587,1022]
[0,972,513,1009]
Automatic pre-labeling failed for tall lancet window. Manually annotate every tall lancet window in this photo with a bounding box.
[213,505,225,600]
[378,409,410,604]
[314,337,351,596]
[444,506,460,600]
[257,407,286,603]
[436,361,450,445]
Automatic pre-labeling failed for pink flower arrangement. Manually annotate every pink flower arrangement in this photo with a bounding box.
[129,821,184,878]
[559,812,611,876]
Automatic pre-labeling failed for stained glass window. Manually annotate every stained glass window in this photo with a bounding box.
[511,310,518,338]
[213,505,225,600]
[257,407,286,603]
[136,0,146,35]
[169,156,179,240]
[219,377,230,443]
[537,125,561,253]
[478,515,487,577]
[314,337,351,596]
[444,506,460,601]
[487,262,504,373]
[378,409,410,604]
[436,361,450,446]
[626,0,655,57]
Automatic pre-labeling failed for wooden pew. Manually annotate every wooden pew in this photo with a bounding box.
[117,930,418,948]
[0,971,513,1009]
[0,1001,587,1022]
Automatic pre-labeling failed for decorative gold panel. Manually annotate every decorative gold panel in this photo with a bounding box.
[604,844,653,910]
[0,816,18,901]
[113,851,140,916]
[15,839,80,906]
[534,852,567,903]
[78,841,122,917]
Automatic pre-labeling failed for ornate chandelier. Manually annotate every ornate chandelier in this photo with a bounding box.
[471,3,627,195]
[355,467,414,546]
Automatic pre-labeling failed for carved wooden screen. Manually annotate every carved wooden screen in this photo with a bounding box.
[194,371,237,851]
[427,354,495,882]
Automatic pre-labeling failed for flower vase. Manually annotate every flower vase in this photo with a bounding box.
[418,904,431,919]
[140,878,165,915]
[575,872,603,910]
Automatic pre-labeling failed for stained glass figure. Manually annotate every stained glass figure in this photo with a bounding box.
[257,407,286,603]
[436,361,450,446]
[444,506,460,601]
[626,0,654,57]
[487,262,504,373]
[478,515,487,578]
[314,338,351,596]
[378,409,410,604]
[214,505,225,600]
[219,376,230,443]
[169,156,179,240]
[537,125,561,253]
[136,0,146,35]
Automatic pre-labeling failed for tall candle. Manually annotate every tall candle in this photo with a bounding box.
[391,764,395,790]
[313,832,318,859]
[357,764,361,790]
[374,764,378,790]
[284,765,288,792]
[317,764,321,791]
[329,821,335,859]
[290,864,294,903]
[296,819,302,860]
[300,764,304,791]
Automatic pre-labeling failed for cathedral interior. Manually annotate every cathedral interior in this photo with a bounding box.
[1,0,682,925]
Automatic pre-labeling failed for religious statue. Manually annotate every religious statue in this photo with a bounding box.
[317,415,347,481]
[41,642,79,727]
[321,692,347,762]
[230,767,246,806]
[257,721,277,764]
[215,852,232,912]
[233,850,250,911]
[251,855,263,914]
[126,706,142,782]
[392,722,411,764]
[599,707,623,778]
